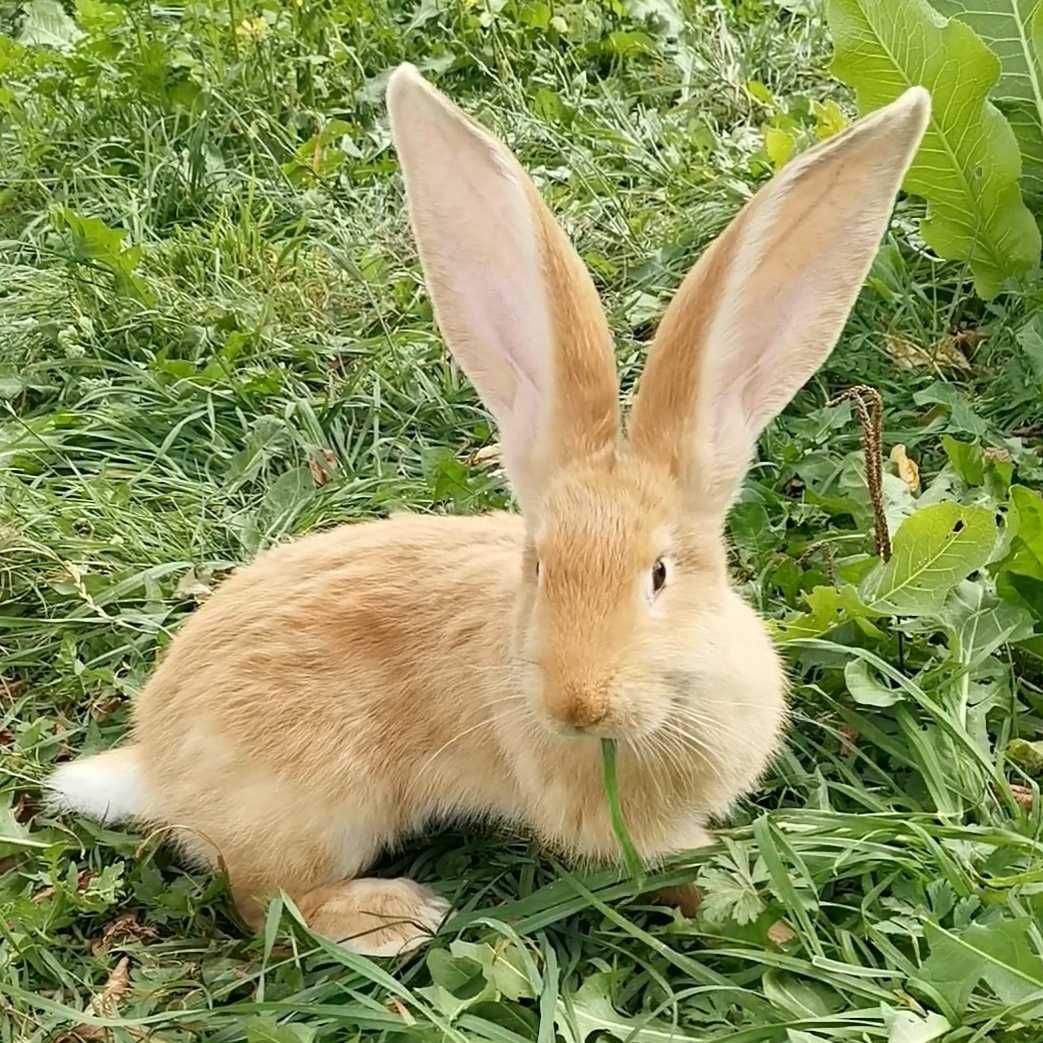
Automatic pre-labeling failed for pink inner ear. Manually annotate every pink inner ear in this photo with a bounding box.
[701,112,927,488]
[388,64,621,513]
[389,68,555,454]
[627,88,928,512]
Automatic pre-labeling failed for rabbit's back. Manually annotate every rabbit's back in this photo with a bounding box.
[132,511,528,842]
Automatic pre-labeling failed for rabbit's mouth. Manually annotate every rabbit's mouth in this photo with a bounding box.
[533,678,673,742]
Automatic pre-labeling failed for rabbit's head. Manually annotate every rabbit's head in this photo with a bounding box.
[388,67,928,745]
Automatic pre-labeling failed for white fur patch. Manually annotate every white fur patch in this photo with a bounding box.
[46,749,143,823]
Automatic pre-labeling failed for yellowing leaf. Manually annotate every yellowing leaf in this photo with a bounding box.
[763,125,796,171]
[812,98,849,139]
[469,442,502,468]
[746,79,775,105]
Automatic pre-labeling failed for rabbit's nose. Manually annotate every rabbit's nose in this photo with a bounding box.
[548,680,609,732]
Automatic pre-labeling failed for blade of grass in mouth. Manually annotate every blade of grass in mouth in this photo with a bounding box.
[601,738,645,886]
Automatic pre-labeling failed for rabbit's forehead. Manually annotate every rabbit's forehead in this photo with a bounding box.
[533,468,674,564]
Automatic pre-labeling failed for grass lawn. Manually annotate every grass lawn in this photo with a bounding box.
[3,0,1043,1040]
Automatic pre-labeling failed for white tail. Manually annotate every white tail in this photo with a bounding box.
[46,746,146,823]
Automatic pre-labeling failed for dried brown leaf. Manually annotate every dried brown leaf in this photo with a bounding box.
[175,566,213,601]
[469,442,502,469]
[12,793,34,824]
[929,334,974,369]
[385,996,416,1025]
[94,957,131,1015]
[91,912,157,956]
[1010,783,1035,811]
[92,692,123,720]
[55,957,134,1042]
[884,333,971,371]
[653,883,702,917]
[951,327,987,353]
[308,448,339,487]
[767,919,797,946]
[839,724,859,757]
[0,676,26,702]
[889,444,921,493]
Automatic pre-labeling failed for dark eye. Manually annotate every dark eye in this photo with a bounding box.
[535,559,541,579]
[652,558,667,594]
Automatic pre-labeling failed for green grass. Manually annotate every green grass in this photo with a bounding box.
[3,0,1043,1040]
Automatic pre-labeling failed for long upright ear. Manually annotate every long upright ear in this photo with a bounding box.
[628,88,930,514]
[387,64,619,513]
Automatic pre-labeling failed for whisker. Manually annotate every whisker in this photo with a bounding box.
[654,722,730,786]
[418,706,529,774]
[480,692,528,710]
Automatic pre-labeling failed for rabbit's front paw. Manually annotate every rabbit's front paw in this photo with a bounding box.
[299,877,452,957]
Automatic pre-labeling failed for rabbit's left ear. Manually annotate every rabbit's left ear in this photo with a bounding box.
[628,88,930,514]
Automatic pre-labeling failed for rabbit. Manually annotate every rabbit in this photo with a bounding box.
[46,64,929,957]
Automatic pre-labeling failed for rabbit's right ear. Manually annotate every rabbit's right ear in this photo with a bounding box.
[387,65,619,514]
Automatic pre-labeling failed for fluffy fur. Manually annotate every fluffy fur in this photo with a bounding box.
[47,67,930,956]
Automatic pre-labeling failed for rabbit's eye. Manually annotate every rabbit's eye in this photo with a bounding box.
[651,558,667,594]
[535,559,541,579]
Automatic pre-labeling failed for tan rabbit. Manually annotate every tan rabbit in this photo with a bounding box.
[47,66,929,957]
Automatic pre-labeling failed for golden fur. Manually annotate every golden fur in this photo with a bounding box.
[48,67,930,956]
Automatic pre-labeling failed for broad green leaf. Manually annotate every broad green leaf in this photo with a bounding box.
[1007,737,1043,774]
[1006,97,1043,202]
[940,579,1035,669]
[999,485,1043,580]
[772,584,886,643]
[76,0,127,33]
[885,1008,950,1043]
[997,485,1043,616]
[1017,311,1043,380]
[761,970,842,1018]
[18,0,84,50]
[915,919,1043,1017]
[913,381,990,437]
[827,0,1040,298]
[933,0,1043,202]
[941,435,984,486]
[558,973,702,1043]
[861,503,997,615]
[933,0,1043,105]
[246,1018,316,1043]
[449,939,537,1001]
[845,657,901,706]
[54,209,151,302]
[419,946,496,1019]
